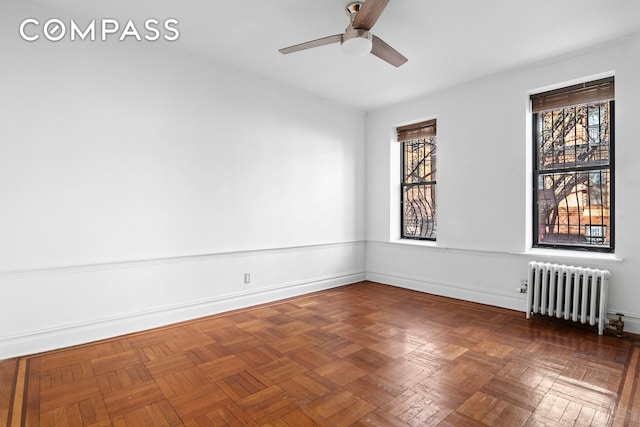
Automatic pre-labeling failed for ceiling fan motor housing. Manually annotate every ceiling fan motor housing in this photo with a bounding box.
[345,2,363,18]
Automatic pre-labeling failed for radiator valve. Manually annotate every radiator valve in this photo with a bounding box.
[608,313,625,337]
[517,279,528,293]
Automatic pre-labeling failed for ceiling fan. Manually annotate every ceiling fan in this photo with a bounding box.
[279,0,408,67]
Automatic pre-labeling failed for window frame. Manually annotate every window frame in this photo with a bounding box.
[399,120,437,241]
[531,80,615,253]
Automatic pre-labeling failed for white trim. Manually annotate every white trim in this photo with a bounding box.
[0,271,365,360]
[366,271,526,312]
[371,239,512,257]
[0,240,366,279]
[521,248,622,265]
[367,270,640,336]
[368,240,623,265]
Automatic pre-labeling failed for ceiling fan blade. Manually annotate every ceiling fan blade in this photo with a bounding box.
[279,34,342,54]
[371,35,408,67]
[352,0,390,30]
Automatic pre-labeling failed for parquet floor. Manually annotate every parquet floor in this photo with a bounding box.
[3,281,639,426]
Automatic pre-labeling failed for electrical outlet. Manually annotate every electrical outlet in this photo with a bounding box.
[244,273,251,284]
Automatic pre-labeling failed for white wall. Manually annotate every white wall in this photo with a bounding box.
[2,2,637,360]
[0,1,366,359]
[366,35,640,334]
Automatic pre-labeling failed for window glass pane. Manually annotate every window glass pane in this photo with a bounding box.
[403,137,436,183]
[403,184,436,239]
[537,102,610,171]
[536,170,611,247]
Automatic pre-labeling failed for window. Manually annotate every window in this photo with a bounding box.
[398,119,437,240]
[531,77,614,252]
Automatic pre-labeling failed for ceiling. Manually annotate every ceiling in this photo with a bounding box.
[19,0,640,111]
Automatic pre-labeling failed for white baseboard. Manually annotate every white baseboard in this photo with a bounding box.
[1,241,367,360]
[4,246,636,360]
[1,271,365,360]
[367,271,526,311]
[366,271,640,336]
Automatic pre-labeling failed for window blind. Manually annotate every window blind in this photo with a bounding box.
[531,76,614,113]
[396,119,436,142]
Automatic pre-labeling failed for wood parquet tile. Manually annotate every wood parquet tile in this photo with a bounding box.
[4,281,640,426]
[0,358,18,426]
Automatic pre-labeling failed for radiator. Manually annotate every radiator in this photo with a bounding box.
[526,261,610,335]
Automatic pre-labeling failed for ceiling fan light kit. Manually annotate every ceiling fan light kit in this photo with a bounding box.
[341,29,372,56]
[279,0,407,67]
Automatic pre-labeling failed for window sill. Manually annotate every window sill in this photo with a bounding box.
[393,239,438,248]
[371,240,623,264]
[522,248,622,263]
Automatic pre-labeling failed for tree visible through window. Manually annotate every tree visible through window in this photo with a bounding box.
[398,119,437,240]
[532,77,614,251]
